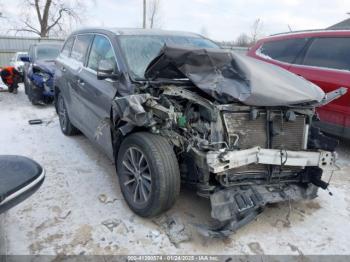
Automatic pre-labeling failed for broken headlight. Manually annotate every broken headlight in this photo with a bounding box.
[37,72,51,82]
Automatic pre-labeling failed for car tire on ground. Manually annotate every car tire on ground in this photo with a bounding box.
[56,92,80,136]
[43,96,54,105]
[24,76,29,95]
[117,132,181,217]
[26,82,40,105]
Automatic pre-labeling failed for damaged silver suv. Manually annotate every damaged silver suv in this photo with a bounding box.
[54,28,346,237]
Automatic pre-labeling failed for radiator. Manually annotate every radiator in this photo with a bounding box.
[222,112,306,151]
[222,111,305,177]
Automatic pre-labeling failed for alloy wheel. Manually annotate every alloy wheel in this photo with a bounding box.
[121,147,152,205]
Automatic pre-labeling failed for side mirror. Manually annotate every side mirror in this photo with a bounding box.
[0,155,45,214]
[20,56,31,63]
[97,60,119,80]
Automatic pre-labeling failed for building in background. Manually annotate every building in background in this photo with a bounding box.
[0,36,63,67]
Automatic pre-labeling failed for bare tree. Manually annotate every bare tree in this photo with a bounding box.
[235,33,250,47]
[15,0,88,37]
[250,18,263,44]
[148,0,162,29]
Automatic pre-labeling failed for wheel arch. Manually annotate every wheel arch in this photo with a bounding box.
[54,86,61,113]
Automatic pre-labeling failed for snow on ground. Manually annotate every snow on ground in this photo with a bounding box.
[1,85,350,255]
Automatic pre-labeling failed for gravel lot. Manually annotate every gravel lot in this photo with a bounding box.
[1,85,350,255]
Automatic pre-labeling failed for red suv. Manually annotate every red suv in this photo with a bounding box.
[248,30,350,138]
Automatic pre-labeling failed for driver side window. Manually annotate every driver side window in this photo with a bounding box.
[87,35,116,71]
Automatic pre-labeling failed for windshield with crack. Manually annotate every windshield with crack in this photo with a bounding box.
[118,35,219,79]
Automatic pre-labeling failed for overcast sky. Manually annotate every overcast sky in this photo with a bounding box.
[2,0,350,41]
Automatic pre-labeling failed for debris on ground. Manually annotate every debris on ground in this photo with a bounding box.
[29,119,43,125]
[98,194,119,204]
[101,219,122,232]
[28,115,56,126]
[58,210,72,220]
[153,215,191,247]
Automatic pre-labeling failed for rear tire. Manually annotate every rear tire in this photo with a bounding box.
[56,92,80,136]
[24,75,29,95]
[117,132,180,217]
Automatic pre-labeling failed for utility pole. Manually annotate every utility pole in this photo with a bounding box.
[143,0,147,29]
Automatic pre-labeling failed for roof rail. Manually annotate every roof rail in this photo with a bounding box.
[270,28,347,37]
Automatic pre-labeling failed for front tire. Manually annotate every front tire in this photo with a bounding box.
[27,82,40,105]
[56,92,80,136]
[117,132,180,217]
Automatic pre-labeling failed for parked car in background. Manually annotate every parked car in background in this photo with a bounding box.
[54,28,342,236]
[247,30,350,139]
[21,43,61,105]
[10,52,28,77]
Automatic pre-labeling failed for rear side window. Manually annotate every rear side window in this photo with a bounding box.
[258,38,308,63]
[302,37,350,71]
[87,35,116,71]
[62,36,75,57]
[71,34,93,64]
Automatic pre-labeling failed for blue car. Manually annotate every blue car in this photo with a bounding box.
[22,43,61,105]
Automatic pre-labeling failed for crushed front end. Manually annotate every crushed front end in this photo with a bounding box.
[113,84,339,237]
[28,62,55,104]
[112,45,343,237]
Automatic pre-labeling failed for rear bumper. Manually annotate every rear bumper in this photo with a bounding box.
[207,146,336,174]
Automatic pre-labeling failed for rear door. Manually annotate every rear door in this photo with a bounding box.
[252,38,309,71]
[74,34,119,159]
[288,37,350,137]
[66,34,94,133]
[55,36,75,114]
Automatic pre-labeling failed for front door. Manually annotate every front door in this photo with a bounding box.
[76,34,119,159]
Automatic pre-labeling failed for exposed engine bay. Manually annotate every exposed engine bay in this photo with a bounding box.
[112,45,345,237]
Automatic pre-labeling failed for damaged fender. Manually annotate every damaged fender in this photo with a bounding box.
[112,94,154,127]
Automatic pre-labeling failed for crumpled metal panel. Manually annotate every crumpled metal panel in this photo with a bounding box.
[145,45,325,106]
[112,94,154,126]
[195,184,318,238]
